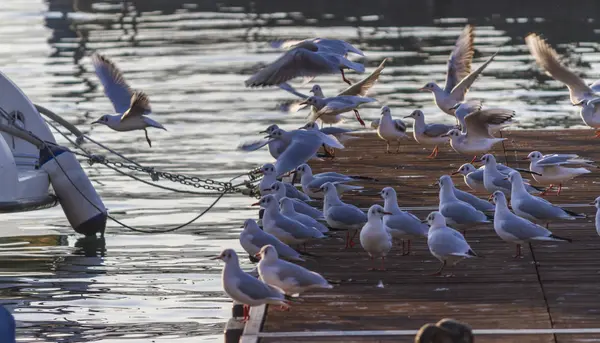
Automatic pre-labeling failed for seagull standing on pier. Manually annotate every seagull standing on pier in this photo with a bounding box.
[211,249,288,322]
[404,109,454,158]
[377,106,407,153]
[523,151,594,196]
[90,53,165,147]
[360,205,393,271]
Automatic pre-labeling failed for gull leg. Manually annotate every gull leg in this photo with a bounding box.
[349,229,358,248]
[402,240,410,256]
[385,141,390,154]
[368,256,375,271]
[513,244,522,258]
[427,145,438,159]
[557,183,562,196]
[540,184,553,196]
[353,109,366,126]
[396,141,401,153]
[344,231,350,249]
[380,256,386,271]
[430,260,446,276]
[242,305,250,322]
[594,129,600,138]
[340,69,352,85]
[400,239,405,255]
[144,128,152,147]
[407,240,412,255]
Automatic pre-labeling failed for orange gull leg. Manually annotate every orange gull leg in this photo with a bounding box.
[340,69,352,85]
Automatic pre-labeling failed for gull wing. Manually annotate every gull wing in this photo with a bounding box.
[444,25,475,93]
[450,51,498,101]
[525,33,594,104]
[91,53,133,114]
[338,58,387,96]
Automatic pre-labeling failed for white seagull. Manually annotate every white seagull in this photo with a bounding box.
[419,25,497,115]
[360,205,393,271]
[299,95,376,127]
[295,164,362,199]
[211,249,288,321]
[437,175,490,233]
[404,109,454,158]
[377,106,408,153]
[425,211,478,276]
[319,182,367,248]
[524,151,594,195]
[451,101,515,135]
[491,191,572,258]
[479,154,543,197]
[239,219,304,262]
[246,38,365,87]
[256,245,332,296]
[526,33,600,134]
[258,163,310,201]
[90,53,165,147]
[507,171,585,226]
[380,187,428,255]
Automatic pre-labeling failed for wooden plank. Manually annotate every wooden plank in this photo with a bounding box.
[247,130,600,343]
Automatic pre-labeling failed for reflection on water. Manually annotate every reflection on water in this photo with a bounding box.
[1,0,600,341]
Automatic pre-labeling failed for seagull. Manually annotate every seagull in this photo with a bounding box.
[319,182,367,248]
[237,125,288,159]
[256,245,332,296]
[441,109,509,162]
[452,162,531,193]
[524,151,594,195]
[0,306,15,343]
[279,197,329,233]
[404,109,454,158]
[506,171,585,227]
[591,196,600,237]
[90,53,165,147]
[299,95,375,127]
[419,25,497,115]
[526,33,600,134]
[269,181,324,219]
[479,154,543,197]
[299,121,358,157]
[239,219,304,262]
[254,195,324,246]
[451,101,515,135]
[491,191,572,258]
[380,187,428,256]
[424,211,478,276]
[437,175,490,233]
[211,248,288,321]
[246,38,365,87]
[258,163,310,201]
[360,205,393,271]
[266,128,344,176]
[451,183,495,213]
[295,164,362,199]
[279,58,387,122]
[377,106,408,153]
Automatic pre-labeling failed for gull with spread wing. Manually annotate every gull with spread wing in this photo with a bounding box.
[419,25,497,115]
[299,95,375,127]
[246,38,365,87]
[278,58,387,121]
[90,53,165,147]
[526,33,600,135]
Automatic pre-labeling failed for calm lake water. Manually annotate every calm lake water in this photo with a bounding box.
[1,0,600,341]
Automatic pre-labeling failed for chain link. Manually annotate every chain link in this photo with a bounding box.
[86,153,246,193]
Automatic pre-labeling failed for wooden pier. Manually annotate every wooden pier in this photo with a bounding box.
[239,129,600,343]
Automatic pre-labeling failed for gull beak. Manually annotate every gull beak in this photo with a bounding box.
[521,157,530,160]
[91,120,101,125]
[298,100,308,106]
[440,133,449,137]
[451,171,460,175]
[254,253,262,258]
[420,219,428,223]
[403,115,412,119]
[264,134,273,139]
[259,130,268,134]
[589,201,596,205]
[418,87,427,92]
[251,201,260,206]
[574,100,586,106]
[209,255,222,260]
[314,188,324,193]
[383,211,393,215]
[449,103,461,110]
[503,177,509,180]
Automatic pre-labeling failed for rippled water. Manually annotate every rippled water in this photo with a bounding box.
[1,0,600,341]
